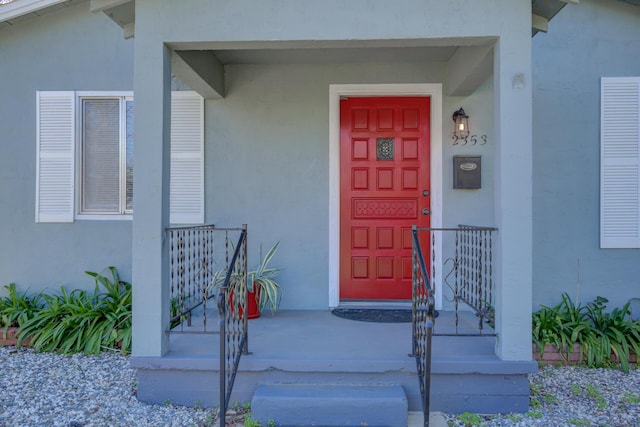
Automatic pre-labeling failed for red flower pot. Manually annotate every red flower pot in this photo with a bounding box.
[229,286,261,319]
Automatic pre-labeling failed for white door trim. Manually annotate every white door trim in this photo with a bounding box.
[328,84,443,308]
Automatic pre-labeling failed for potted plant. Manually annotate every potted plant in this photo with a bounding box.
[247,241,282,318]
[209,241,282,319]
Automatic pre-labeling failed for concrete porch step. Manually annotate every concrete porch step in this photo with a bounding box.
[250,384,408,427]
[133,311,536,414]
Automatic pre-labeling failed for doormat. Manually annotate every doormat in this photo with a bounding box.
[331,308,412,323]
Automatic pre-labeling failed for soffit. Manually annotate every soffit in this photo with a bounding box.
[0,0,86,27]
[532,0,639,36]
[531,0,573,36]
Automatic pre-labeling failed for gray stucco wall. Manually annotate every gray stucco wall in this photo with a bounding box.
[532,0,640,309]
[0,3,135,294]
[0,2,499,309]
[204,62,494,309]
[0,9,498,308]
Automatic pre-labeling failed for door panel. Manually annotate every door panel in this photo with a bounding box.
[340,97,431,300]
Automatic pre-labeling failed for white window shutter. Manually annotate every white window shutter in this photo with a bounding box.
[36,91,75,223]
[170,91,204,225]
[600,77,640,248]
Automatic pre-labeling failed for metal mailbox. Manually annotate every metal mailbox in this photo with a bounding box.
[453,155,481,189]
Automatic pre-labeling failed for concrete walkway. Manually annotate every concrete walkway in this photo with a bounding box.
[408,411,448,427]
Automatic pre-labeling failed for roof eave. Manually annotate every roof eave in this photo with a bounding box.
[0,0,67,21]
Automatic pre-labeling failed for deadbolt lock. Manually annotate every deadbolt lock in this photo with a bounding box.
[422,209,430,215]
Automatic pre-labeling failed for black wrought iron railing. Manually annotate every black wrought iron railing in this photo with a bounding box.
[165,224,248,427]
[413,225,497,336]
[411,225,436,427]
[167,224,218,332]
[411,224,497,426]
[454,225,497,333]
[217,227,248,427]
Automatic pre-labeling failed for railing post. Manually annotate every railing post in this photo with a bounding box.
[242,224,249,355]
[412,226,434,427]
[411,225,417,357]
[218,290,226,427]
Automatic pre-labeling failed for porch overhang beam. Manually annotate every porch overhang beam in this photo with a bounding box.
[532,14,549,33]
[172,50,225,100]
[123,22,134,39]
[89,0,133,13]
[446,45,493,97]
[90,0,135,39]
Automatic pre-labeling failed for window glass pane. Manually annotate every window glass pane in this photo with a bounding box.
[125,100,134,212]
[377,138,394,160]
[82,99,120,213]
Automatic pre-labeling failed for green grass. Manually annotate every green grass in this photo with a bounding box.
[571,383,582,395]
[624,393,640,404]
[526,409,543,419]
[530,382,542,395]
[505,413,522,423]
[243,414,261,427]
[567,418,590,426]
[456,412,484,426]
[596,398,608,410]
[585,384,602,399]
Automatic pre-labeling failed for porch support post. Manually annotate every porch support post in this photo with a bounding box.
[132,41,172,357]
[493,6,533,361]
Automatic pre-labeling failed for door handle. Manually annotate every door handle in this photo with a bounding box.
[422,209,430,215]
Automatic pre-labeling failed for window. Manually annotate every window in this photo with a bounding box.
[600,77,640,248]
[36,91,204,224]
[79,96,134,215]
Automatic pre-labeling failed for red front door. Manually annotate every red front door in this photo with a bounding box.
[340,97,430,300]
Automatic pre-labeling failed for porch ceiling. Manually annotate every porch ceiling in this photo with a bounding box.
[169,38,497,98]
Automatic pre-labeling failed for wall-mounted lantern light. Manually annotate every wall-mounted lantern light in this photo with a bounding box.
[452,108,470,140]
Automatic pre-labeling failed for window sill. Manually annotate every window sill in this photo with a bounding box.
[75,214,133,221]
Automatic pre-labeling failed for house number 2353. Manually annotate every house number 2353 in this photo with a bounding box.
[452,135,487,146]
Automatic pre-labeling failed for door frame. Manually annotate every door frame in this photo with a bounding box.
[328,84,443,309]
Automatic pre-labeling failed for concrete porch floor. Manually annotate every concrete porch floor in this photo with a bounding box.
[164,309,499,369]
[132,309,536,416]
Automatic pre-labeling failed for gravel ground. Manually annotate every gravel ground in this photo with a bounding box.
[446,365,640,427]
[1,346,640,427]
[0,347,246,427]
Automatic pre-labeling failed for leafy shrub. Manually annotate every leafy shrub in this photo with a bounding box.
[532,292,593,362]
[584,297,640,372]
[533,293,640,372]
[1,283,43,329]
[14,267,132,355]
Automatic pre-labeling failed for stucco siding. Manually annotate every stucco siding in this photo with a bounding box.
[203,62,495,310]
[136,0,524,46]
[0,0,533,361]
[0,2,504,308]
[0,3,135,293]
[532,0,640,309]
